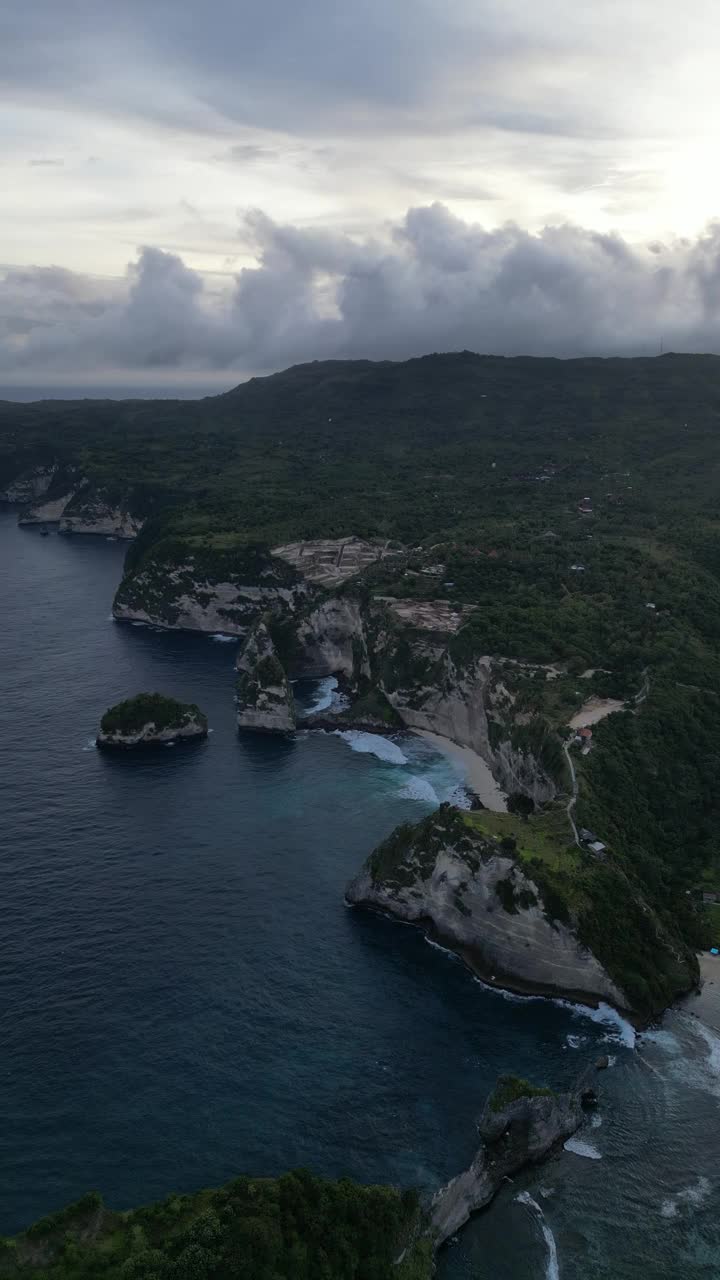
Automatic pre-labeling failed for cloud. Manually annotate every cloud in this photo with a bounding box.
[3,203,720,376]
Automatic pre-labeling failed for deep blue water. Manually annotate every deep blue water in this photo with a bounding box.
[2,507,719,1278]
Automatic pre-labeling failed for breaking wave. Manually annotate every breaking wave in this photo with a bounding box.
[306,676,338,713]
[516,1192,560,1280]
[210,633,236,643]
[333,731,408,764]
[398,775,440,804]
[564,1136,602,1160]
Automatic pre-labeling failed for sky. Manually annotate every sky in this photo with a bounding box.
[3,0,720,386]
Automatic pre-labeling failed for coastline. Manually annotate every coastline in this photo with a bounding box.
[682,953,720,1033]
[412,728,508,812]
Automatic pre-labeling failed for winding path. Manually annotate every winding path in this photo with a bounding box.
[563,741,581,847]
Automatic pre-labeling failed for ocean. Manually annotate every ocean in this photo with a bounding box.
[1,506,718,1278]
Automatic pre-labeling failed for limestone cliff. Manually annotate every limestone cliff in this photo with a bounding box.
[430,1075,592,1246]
[236,620,296,733]
[346,805,629,1010]
[113,546,309,634]
[59,487,143,538]
[1,463,58,503]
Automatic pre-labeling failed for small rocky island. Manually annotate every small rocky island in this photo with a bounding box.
[96,693,208,749]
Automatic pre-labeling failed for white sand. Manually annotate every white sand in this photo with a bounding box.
[683,953,720,1033]
[569,697,625,729]
[415,729,507,812]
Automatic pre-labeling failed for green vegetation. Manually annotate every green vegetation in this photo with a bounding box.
[488,1076,554,1113]
[4,353,719,1011]
[0,1172,431,1280]
[100,694,206,736]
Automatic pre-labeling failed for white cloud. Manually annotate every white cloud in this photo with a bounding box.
[2,204,720,377]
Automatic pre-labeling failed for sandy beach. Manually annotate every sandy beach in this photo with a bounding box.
[414,729,508,812]
[682,952,720,1032]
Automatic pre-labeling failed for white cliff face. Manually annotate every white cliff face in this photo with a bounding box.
[114,560,309,635]
[385,648,556,805]
[346,815,628,1010]
[295,597,371,679]
[236,620,296,733]
[1,464,57,503]
[97,716,207,749]
[18,492,78,524]
[59,505,143,538]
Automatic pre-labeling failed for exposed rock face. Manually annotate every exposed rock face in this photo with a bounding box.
[1,463,58,503]
[236,620,296,733]
[97,694,208,749]
[346,806,629,1009]
[295,597,371,680]
[113,550,309,634]
[430,1079,588,1246]
[18,491,78,524]
[386,652,556,807]
[59,488,143,538]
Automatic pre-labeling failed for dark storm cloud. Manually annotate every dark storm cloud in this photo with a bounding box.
[3,204,720,374]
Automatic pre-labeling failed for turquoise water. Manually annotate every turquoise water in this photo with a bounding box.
[1,507,718,1277]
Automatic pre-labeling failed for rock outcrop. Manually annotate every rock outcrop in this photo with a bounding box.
[236,619,296,733]
[1,463,58,503]
[430,1075,592,1246]
[113,546,309,634]
[346,805,629,1010]
[59,487,143,538]
[96,693,208,749]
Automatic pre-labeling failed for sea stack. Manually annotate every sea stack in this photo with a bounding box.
[236,618,296,733]
[96,693,208,749]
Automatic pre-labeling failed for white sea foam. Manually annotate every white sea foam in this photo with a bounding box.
[563,1136,602,1160]
[661,1176,711,1219]
[640,1028,681,1053]
[424,938,459,961]
[307,676,338,713]
[131,621,146,627]
[562,1000,636,1049]
[565,1034,587,1050]
[590,1113,603,1128]
[446,783,472,810]
[668,1015,720,1097]
[81,737,97,752]
[516,1192,560,1280]
[211,633,236,643]
[398,775,440,805]
[333,730,408,764]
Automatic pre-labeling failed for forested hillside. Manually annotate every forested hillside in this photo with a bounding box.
[3,351,720,993]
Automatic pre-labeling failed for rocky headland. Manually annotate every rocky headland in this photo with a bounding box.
[96,693,208,749]
[345,804,697,1023]
[236,619,296,733]
[429,1072,598,1247]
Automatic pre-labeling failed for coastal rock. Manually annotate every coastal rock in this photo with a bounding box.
[113,546,309,634]
[346,805,629,1010]
[386,651,557,807]
[1,463,58,503]
[236,619,296,733]
[430,1076,588,1245]
[59,486,143,538]
[96,693,208,749]
[295,596,371,680]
